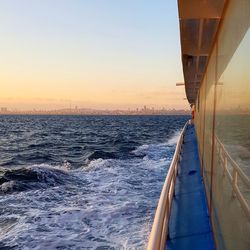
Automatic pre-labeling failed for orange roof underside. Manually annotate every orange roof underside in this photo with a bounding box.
[178,0,227,104]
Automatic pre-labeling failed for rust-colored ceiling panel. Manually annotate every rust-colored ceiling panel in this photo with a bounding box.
[201,19,219,51]
[198,56,208,74]
[178,0,225,19]
[180,19,200,55]
[178,0,227,104]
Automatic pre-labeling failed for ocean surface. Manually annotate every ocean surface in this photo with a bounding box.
[0,115,188,249]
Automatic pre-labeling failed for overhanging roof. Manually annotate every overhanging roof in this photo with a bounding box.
[178,0,227,104]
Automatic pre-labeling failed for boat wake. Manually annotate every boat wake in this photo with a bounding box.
[0,130,181,249]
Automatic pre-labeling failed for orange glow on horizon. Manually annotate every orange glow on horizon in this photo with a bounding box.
[0,1,189,111]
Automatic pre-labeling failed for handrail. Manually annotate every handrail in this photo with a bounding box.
[147,120,189,250]
[215,135,250,220]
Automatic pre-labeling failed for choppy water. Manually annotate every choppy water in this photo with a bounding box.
[0,115,188,249]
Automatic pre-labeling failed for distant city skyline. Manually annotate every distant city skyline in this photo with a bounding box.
[2,105,249,116]
[0,1,188,110]
[0,99,188,112]
[0,105,190,115]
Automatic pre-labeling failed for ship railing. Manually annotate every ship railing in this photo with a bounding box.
[215,135,250,220]
[147,120,189,250]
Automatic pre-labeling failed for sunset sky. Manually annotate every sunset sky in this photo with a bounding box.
[0,0,188,110]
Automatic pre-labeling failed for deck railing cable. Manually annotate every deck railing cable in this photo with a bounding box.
[147,120,189,250]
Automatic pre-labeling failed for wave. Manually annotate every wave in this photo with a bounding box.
[87,150,117,161]
[0,164,72,194]
[75,137,177,248]
[166,129,181,146]
[86,146,138,162]
[132,130,180,159]
[0,128,182,249]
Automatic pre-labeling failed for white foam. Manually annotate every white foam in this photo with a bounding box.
[0,132,180,249]
[166,129,181,146]
[132,144,150,156]
[84,158,111,170]
[28,163,69,172]
[0,181,15,193]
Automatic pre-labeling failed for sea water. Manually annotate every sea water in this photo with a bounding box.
[0,115,188,249]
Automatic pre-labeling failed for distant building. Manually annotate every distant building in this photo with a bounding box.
[1,107,7,113]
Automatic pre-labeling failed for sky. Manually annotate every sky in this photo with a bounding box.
[0,0,188,110]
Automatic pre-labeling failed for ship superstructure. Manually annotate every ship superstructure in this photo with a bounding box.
[147,0,250,249]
